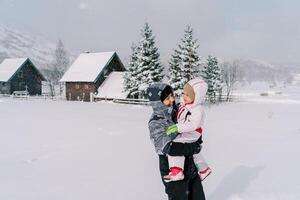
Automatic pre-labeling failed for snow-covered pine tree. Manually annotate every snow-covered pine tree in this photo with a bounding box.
[123,44,140,98]
[168,48,184,96]
[136,22,164,98]
[179,25,201,83]
[201,55,223,103]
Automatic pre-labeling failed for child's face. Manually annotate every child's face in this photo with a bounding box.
[163,94,175,107]
[183,91,193,104]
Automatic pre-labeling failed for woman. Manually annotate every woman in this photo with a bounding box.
[147,83,205,200]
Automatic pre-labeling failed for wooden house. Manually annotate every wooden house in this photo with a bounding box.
[60,51,125,101]
[0,58,46,95]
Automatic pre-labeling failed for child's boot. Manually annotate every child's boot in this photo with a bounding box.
[163,167,184,182]
[199,167,212,181]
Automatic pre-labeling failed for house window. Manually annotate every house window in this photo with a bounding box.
[75,84,80,89]
[84,84,89,89]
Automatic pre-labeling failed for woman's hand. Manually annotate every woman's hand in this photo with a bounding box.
[165,124,178,135]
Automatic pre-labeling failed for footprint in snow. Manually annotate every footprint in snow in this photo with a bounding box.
[22,158,38,164]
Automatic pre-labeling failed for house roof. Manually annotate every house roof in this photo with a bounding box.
[60,51,119,82]
[97,71,129,99]
[0,58,46,82]
[0,58,28,82]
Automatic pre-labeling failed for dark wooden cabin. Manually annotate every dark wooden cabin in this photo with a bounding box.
[0,58,46,95]
[60,51,125,101]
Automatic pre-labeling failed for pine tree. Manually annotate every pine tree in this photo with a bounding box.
[201,55,223,103]
[123,44,140,98]
[168,48,184,96]
[179,25,201,83]
[168,25,201,96]
[136,22,164,98]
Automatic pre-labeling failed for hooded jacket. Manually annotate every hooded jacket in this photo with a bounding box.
[177,78,208,135]
[147,83,178,155]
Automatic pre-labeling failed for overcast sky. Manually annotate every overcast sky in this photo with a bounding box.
[0,0,299,65]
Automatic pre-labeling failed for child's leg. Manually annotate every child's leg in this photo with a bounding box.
[193,153,209,171]
[164,155,185,182]
[193,153,212,181]
[168,155,185,170]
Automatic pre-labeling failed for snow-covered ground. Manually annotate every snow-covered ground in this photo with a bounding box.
[0,84,300,200]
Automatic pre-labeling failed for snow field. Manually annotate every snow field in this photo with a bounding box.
[0,86,299,199]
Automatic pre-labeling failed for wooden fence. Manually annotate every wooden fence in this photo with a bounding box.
[92,94,242,105]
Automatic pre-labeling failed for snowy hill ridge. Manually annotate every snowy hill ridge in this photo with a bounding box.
[0,26,73,68]
[241,59,277,69]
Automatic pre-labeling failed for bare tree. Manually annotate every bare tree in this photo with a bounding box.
[43,66,62,96]
[221,60,243,101]
[44,39,70,96]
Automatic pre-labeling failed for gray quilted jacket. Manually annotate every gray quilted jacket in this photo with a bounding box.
[147,83,178,155]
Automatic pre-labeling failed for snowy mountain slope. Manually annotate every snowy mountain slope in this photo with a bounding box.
[0,86,300,200]
[236,59,294,83]
[0,26,74,67]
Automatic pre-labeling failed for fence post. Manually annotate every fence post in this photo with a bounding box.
[90,92,94,102]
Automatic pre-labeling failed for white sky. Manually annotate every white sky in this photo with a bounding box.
[0,0,299,65]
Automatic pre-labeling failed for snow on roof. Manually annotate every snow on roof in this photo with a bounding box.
[60,51,116,82]
[0,58,28,82]
[97,71,129,99]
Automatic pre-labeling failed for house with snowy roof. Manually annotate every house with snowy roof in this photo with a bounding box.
[0,58,46,95]
[60,51,126,101]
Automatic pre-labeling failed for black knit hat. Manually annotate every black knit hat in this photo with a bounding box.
[160,85,173,102]
[147,83,173,102]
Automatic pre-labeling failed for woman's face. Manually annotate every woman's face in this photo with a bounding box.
[182,91,193,104]
[163,94,175,107]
